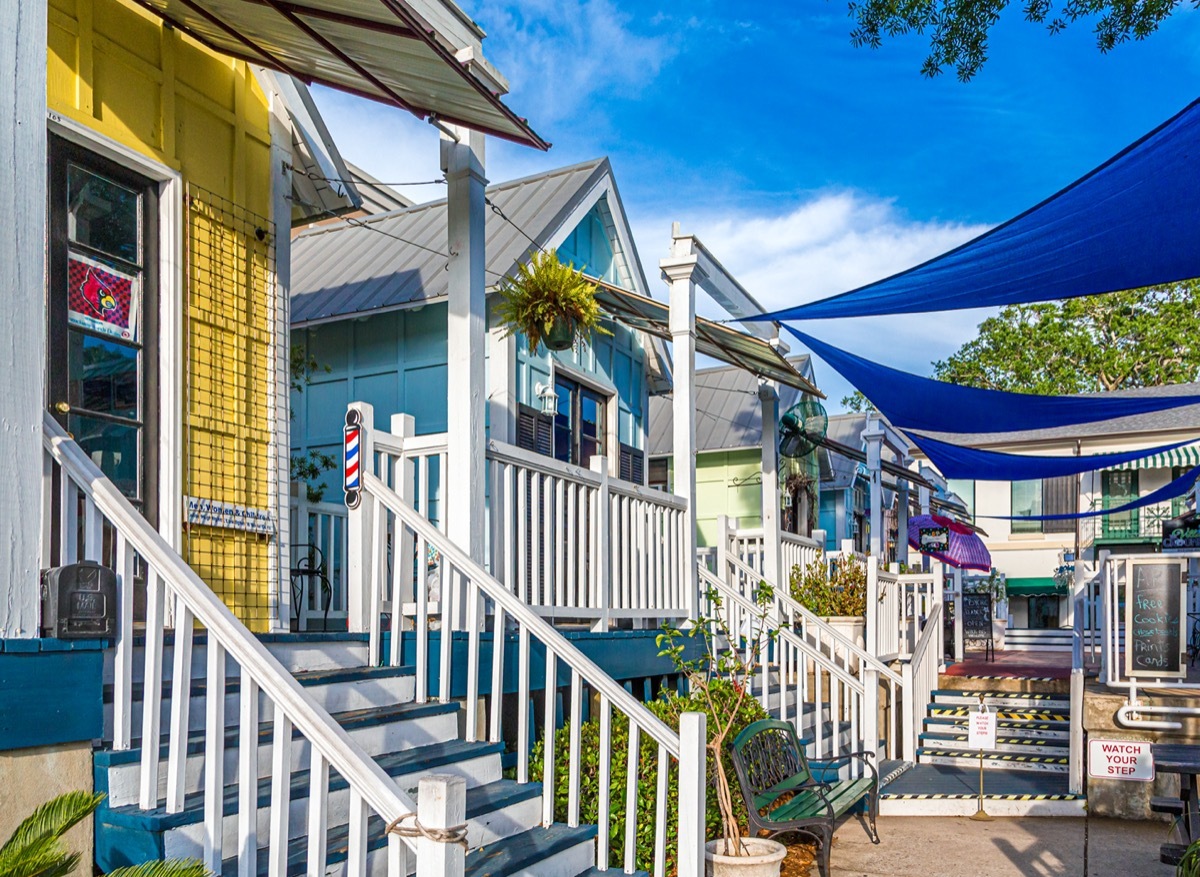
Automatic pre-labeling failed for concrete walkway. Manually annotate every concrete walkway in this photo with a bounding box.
[825,815,1176,876]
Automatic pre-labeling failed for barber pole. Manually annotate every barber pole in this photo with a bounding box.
[344,409,363,509]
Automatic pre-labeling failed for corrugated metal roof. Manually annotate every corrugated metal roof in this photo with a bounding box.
[910,381,1200,448]
[647,359,811,457]
[127,0,547,148]
[346,162,413,214]
[291,159,610,324]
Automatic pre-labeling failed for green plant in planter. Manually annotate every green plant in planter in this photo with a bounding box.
[789,550,867,617]
[0,790,208,877]
[1179,838,1200,876]
[493,249,612,353]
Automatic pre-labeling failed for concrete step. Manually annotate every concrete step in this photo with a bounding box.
[937,673,1070,695]
[104,665,417,736]
[927,704,1069,723]
[98,700,461,808]
[879,764,1085,816]
[916,747,1069,773]
[98,740,507,863]
[930,689,1070,710]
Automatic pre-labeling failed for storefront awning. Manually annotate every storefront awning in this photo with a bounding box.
[129,0,548,149]
[1006,577,1068,597]
[591,280,824,397]
[1111,443,1200,471]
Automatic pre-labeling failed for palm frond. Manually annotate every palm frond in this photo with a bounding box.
[0,793,105,861]
[105,859,210,877]
[0,835,80,877]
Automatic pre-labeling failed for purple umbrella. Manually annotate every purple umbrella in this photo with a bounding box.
[907,514,991,572]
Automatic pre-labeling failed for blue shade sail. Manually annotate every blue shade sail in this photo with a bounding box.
[787,327,1200,434]
[911,433,1198,481]
[979,465,1200,522]
[748,99,1200,322]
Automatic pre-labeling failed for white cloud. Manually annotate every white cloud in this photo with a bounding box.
[627,192,998,409]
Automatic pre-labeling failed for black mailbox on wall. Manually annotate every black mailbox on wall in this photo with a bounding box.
[41,561,118,639]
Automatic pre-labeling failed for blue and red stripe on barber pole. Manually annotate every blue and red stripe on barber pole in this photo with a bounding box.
[344,426,361,491]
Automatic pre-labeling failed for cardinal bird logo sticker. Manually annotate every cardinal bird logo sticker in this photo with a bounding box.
[67,252,139,341]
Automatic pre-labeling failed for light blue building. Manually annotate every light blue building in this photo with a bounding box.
[289,158,668,500]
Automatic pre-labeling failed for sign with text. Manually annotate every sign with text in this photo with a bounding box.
[1163,512,1200,553]
[961,592,993,640]
[919,526,949,551]
[1125,560,1187,678]
[967,706,997,751]
[1088,739,1154,782]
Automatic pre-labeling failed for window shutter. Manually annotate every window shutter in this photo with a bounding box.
[1042,475,1076,533]
[619,443,644,485]
[517,404,553,456]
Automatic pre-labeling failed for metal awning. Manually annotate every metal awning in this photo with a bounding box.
[591,280,824,397]
[1111,442,1200,471]
[129,0,548,149]
[1006,577,1068,597]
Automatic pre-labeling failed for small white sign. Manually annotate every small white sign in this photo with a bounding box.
[967,705,997,751]
[1089,739,1155,782]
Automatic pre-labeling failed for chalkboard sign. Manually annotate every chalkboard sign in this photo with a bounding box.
[961,592,994,661]
[1125,561,1186,678]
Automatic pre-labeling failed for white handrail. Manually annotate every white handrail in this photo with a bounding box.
[363,471,701,876]
[724,553,902,686]
[901,602,942,763]
[43,414,418,871]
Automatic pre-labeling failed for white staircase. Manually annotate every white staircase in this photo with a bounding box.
[43,413,703,877]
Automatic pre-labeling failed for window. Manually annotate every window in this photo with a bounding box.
[553,377,607,468]
[947,478,975,522]
[648,458,669,491]
[1010,476,1076,534]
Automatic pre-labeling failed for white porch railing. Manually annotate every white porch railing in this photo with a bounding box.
[868,565,942,662]
[714,552,904,762]
[699,566,874,775]
[901,602,942,763]
[289,493,348,631]
[487,438,689,625]
[358,470,706,877]
[726,524,822,581]
[42,413,422,877]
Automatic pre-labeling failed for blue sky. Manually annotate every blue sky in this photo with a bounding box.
[310,1,1199,410]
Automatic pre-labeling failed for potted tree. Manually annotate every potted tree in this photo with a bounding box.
[789,550,867,667]
[659,583,789,876]
[494,249,611,353]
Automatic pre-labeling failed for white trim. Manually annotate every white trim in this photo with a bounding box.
[47,110,185,551]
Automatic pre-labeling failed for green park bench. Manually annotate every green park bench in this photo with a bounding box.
[730,719,880,877]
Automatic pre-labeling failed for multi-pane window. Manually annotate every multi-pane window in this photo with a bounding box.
[553,377,607,468]
[1011,476,1075,534]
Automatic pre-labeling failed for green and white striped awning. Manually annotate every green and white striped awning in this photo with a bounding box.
[1111,442,1200,471]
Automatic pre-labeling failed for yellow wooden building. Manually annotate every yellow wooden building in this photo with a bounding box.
[14,0,546,633]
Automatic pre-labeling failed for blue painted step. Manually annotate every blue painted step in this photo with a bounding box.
[465,823,597,877]
[95,700,460,768]
[101,664,416,703]
[213,781,544,877]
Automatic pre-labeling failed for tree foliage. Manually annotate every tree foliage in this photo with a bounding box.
[848,0,1193,80]
[840,390,875,413]
[932,282,1200,393]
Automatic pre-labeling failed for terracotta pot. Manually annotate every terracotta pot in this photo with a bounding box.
[544,319,575,351]
[704,838,787,877]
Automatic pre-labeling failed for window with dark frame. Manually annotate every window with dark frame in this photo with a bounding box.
[1010,475,1076,534]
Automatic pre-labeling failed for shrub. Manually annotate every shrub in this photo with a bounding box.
[789,551,867,617]
[531,677,768,875]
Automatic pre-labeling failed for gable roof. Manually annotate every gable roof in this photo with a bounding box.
[346,162,413,214]
[646,357,812,457]
[291,158,615,325]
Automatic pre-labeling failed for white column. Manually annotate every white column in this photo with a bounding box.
[863,423,885,561]
[676,712,707,877]
[415,775,466,877]
[442,128,487,565]
[758,381,781,586]
[662,246,702,620]
[896,458,911,567]
[1,3,47,637]
[487,323,517,446]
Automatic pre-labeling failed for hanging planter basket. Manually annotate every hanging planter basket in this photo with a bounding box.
[543,319,576,351]
[494,249,611,354]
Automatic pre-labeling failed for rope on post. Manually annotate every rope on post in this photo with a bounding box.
[385,813,469,849]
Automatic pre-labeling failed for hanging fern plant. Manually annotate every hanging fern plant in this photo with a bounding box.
[494,249,611,353]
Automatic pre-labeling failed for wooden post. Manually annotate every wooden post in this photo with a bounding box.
[865,563,878,660]
[896,460,911,567]
[863,422,885,561]
[677,712,707,877]
[901,659,916,763]
[662,233,701,621]
[416,775,467,877]
[954,567,965,664]
[590,456,610,631]
[861,665,880,759]
[442,128,487,569]
[347,401,375,634]
[0,0,47,637]
[715,514,730,586]
[391,413,416,665]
